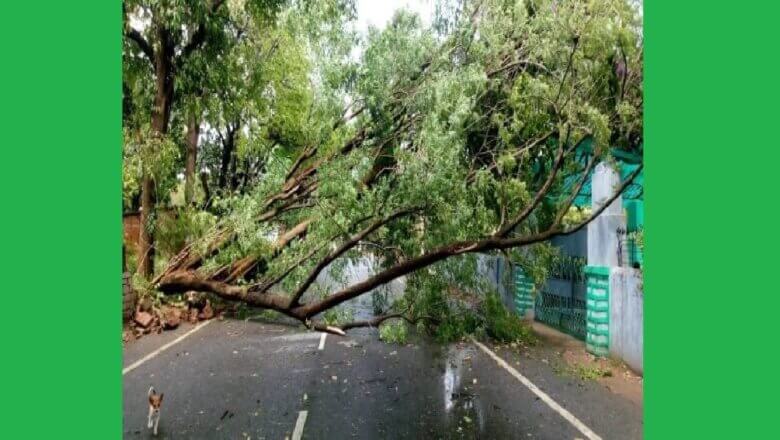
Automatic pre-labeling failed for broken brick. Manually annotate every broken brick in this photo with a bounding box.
[134,311,154,328]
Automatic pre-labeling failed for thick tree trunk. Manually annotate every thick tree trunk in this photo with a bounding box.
[230,153,240,191]
[200,171,211,209]
[137,27,174,279]
[185,115,200,206]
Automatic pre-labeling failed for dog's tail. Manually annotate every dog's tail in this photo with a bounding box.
[148,386,155,397]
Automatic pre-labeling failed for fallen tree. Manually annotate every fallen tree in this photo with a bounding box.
[144,0,644,335]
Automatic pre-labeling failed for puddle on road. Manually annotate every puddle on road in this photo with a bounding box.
[441,345,487,436]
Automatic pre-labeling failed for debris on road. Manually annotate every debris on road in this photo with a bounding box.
[162,306,181,329]
[122,329,135,343]
[337,340,360,348]
[199,301,215,320]
[134,311,153,328]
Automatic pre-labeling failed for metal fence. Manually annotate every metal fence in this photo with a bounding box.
[617,226,643,268]
[534,291,587,340]
[526,232,589,340]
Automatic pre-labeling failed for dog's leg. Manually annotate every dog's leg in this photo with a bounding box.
[153,412,159,435]
[147,406,154,428]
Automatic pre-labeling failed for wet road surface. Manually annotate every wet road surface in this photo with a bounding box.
[123,317,641,439]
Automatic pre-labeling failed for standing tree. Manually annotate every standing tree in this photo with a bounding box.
[123,0,288,277]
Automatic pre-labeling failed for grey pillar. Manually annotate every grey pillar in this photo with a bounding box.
[587,162,627,268]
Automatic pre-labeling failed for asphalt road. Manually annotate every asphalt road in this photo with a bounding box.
[123,318,642,439]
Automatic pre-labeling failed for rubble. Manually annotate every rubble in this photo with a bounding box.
[162,306,182,329]
[124,294,219,343]
[134,311,154,328]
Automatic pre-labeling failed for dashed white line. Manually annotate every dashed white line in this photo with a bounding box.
[123,320,213,375]
[291,410,308,440]
[318,333,327,350]
[471,337,603,440]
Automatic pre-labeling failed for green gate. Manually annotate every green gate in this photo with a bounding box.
[515,263,587,340]
[534,291,587,340]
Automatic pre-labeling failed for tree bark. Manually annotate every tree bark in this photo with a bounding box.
[200,171,212,209]
[218,128,235,191]
[137,27,174,279]
[185,115,200,206]
[229,149,239,191]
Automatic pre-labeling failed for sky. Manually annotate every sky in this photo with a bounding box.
[354,0,434,33]
[128,1,435,35]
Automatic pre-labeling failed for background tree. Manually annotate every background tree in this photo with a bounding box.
[123,0,288,277]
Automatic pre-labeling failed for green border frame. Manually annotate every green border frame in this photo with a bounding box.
[646,1,780,438]
[2,1,779,438]
[0,2,121,438]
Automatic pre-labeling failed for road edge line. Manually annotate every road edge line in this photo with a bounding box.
[471,337,603,440]
[123,319,213,375]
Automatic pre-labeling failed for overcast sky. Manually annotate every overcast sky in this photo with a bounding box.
[354,0,434,33]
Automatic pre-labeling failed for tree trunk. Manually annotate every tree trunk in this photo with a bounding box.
[137,27,174,279]
[137,174,156,277]
[185,115,200,206]
[218,130,235,191]
[229,149,239,191]
[200,171,212,209]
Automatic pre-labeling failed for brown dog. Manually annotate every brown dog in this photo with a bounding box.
[147,386,164,436]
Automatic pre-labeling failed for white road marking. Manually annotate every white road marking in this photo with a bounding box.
[123,320,213,375]
[266,332,322,343]
[292,410,308,440]
[471,337,603,440]
[318,333,327,350]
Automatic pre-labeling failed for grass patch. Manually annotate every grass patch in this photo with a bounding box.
[556,363,613,380]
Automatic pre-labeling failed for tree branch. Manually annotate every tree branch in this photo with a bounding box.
[294,163,643,319]
[125,27,155,68]
[495,143,564,237]
[178,0,227,66]
[156,270,290,311]
[553,154,596,225]
[254,243,328,293]
[157,164,642,333]
[289,207,420,307]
